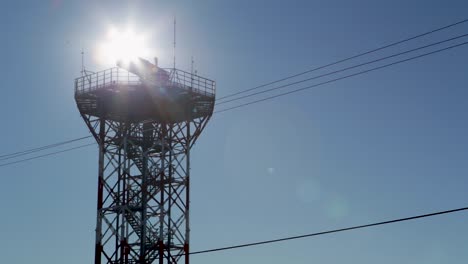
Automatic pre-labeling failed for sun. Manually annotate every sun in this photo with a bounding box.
[97,26,151,66]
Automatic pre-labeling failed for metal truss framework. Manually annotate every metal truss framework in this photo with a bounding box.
[82,113,211,264]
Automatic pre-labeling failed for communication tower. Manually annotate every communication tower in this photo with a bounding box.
[75,57,215,264]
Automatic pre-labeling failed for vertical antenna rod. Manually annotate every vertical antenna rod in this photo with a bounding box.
[190,56,194,92]
[81,49,84,77]
[191,56,194,75]
[173,16,177,69]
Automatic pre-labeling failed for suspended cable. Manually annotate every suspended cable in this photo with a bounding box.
[2,20,467,165]
[0,135,92,161]
[189,205,468,255]
[216,17,468,102]
[215,41,468,114]
[0,143,95,167]
[216,33,468,106]
[1,41,466,167]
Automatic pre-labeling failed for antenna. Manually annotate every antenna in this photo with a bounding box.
[81,49,84,77]
[190,56,194,91]
[191,56,194,75]
[173,16,176,69]
[80,49,94,85]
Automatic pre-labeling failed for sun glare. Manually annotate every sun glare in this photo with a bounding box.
[97,26,151,66]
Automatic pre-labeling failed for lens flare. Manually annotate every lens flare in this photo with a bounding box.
[97,26,151,66]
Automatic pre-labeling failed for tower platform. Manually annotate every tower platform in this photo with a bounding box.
[75,67,215,123]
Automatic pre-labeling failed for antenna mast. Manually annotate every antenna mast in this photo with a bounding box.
[81,49,84,77]
[191,56,194,75]
[173,16,176,69]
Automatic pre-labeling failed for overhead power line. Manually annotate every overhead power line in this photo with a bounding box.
[0,143,95,168]
[215,41,468,113]
[1,41,467,167]
[2,20,467,167]
[189,205,468,255]
[216,33,468,106]
[216,17,468,102]
[0,135,92,161]
[2,41,466,167]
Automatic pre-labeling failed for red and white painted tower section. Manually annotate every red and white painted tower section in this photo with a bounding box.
[75,58,215,264]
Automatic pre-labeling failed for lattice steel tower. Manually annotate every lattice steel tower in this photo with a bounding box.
[75,58,215,264]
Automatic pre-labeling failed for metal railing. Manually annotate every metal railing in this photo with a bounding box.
[75,68,140,95]
[75,67,216,97]
[167,68,216,97]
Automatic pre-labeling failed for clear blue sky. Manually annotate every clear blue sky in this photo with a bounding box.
[1,0,468,263]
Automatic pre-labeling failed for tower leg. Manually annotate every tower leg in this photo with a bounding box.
[94,117,105,264]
